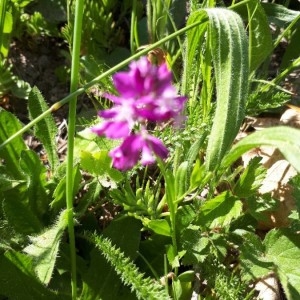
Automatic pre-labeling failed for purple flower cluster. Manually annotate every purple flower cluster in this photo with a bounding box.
[91,57,186,170]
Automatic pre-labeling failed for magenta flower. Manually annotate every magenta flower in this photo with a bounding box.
[91,56,187,170]
[109,133,168,170]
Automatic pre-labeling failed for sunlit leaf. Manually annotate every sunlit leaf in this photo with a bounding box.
[222,126,300,173]
[23,209,68,285]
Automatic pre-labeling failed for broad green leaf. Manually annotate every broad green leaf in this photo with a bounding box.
[166,244,180,269]
[264,229,300,300]
[205,9,248,170]
[237,230,274,281]
[146,219,171,237]
[19,149,49,216]
[23,209,68,285]
[75,179,102,216]
[222,126,300,173]
[232,0,273,73]
[247,1,273,72]
[0,110,26,179]
[245,194,278,223]
[80,149,123,186]
[181,225,210,265]
[197,191,243,228]
[3,190,43,234]
[239,228,300,299]
[183,8,248,171]
[28,86,59,169]
[233,157,266,198]
[0,251,62,299]
[176,204,197,233]
[262,2,300,27]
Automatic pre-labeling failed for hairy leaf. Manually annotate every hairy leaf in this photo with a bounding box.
[20,149,49,216]
[0,251,62,299]
[23,209,68,285]
[0,110,26,179]
[81,217,159,300]
[197,191,243,229]
[264,229,300,300]
[3,189,43,235]
[233,157,267,198]
[28,86,59,169]
[205,9,248,170]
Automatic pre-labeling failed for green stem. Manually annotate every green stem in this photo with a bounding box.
[66,0,84,298]
[130,0,139,53]
[0,18,207,150]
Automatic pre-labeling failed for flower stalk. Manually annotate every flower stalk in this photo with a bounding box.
[66,0,84,298]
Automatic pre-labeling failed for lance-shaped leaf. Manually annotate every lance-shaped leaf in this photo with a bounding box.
[205,9,249,171]
[28,86,59,170]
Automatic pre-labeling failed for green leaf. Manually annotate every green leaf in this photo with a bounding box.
[281,24,300,70]
[146,219,171,237]
[245,194,278,222]
[264,229,300,300]
[81,217,147,300]
[175,161,189,200]
[1,11,13,57]
[198,191,243,228]
[262,2,300,27]
[205,9,249,170]
[182,10,208,94]
[232,0,273,72]
[3,189,44,235]
[0,110,26,179]
[238,230,274,281]
[181,225,210,265]
[23,209,68,285]
[239,228,300,298]
[51,164,82,211]
[222,126,300,173]
[0,170,23,191]
[233,157,266,198]
[80,150,123,187]
[20,149,49,216]
[190,159,211,190]
[28,86,59,170]
[0,251,62,299]
[247,1,273,72]
[176,204,197,233]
